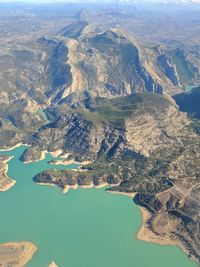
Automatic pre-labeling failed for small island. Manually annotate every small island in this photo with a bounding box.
[49,261,58,267]
[0,242,37,267]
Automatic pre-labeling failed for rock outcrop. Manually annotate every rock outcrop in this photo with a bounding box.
[0,242,37,267]
[0,155,15,191]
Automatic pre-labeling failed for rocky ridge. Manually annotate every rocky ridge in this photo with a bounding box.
[0,20,200,266]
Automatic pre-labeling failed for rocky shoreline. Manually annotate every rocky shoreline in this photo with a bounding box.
[0,156,16,192]
[108,190,198,265]
[1,143,200,266]
[0,242,37,267]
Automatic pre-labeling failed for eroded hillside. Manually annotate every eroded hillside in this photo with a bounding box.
[0,14,200,266]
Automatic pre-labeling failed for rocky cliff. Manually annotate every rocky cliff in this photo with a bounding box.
[37,22,184,105]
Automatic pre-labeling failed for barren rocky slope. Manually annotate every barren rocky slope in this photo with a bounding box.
[38,20,186,105]
[0,19,198,149]
[0,17,200,267]
[33,92,200,265]
[0,155,15,191]
[0,242,37,267]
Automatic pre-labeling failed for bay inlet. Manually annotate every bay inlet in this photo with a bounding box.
[0,146,198,267]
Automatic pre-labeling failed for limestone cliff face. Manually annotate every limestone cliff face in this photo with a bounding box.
[157,54,180,86]
[38,21,188,106]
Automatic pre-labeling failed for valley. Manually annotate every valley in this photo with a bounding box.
[0,2,200,267]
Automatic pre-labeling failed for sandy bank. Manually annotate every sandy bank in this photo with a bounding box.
[49,149,63,157]
[63,184,78,193]
[23,149,74,164]
[63,182,118,193]
[108,191,136,198]
[136,206,195,264]
[95,182,109,189]
[137,206,183,247]
[60,153,71,159]
[23,150,47,164]
[49,261,58,267]
[36,182,58,190]
[63,182,117,193]
[0,143,23,152]
[108,192,182,246]
[0,241,37,267]
[107,191,187,255]
[37,181,111,194]
[79,183,94,189]
[137,207,167,244]
[0,156,16,192]
[0,178,16,192]
[50,159,92,166]
[44,149,71,159]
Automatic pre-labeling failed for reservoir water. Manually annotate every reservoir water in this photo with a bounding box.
[0,146,198,267]
[184,85,198,92]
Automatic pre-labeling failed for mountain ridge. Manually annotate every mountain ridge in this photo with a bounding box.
[0,19,200,266]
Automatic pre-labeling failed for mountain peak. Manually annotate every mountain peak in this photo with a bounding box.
[60,20,102,39]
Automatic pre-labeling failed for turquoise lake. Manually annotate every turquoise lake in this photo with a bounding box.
[0,146,198,267]
[184,85,197,92]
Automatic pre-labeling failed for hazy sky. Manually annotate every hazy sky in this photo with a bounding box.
[0,0,177,3]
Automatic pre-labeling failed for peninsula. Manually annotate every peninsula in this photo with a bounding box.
[0,2,200,266]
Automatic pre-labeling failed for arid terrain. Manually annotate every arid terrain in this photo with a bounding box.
[0,2,200,266]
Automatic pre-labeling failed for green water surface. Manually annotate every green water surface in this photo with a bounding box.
[0,146,198,267]
[184,85,197,92]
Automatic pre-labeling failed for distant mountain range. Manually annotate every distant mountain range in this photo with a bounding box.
[0,10,200,266]
[28,21,200,106]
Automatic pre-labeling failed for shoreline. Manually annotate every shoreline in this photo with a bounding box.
[0,241,37,267]
[63,184,78,193]
[105,190,190,260]
[36,182,59,190]
[37,181,112,194]
[0,143,194,265]
[0,156,16,192]
[23,150,47,164]
[137,206,188,251]
[62,182,109,193]
[108,190,136,198]
[0,144,91,167]
[49,149,63,158]
[136,207,176,245]
[0,143,23,152]
[49,158,92,166]
[49,261,58,267]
